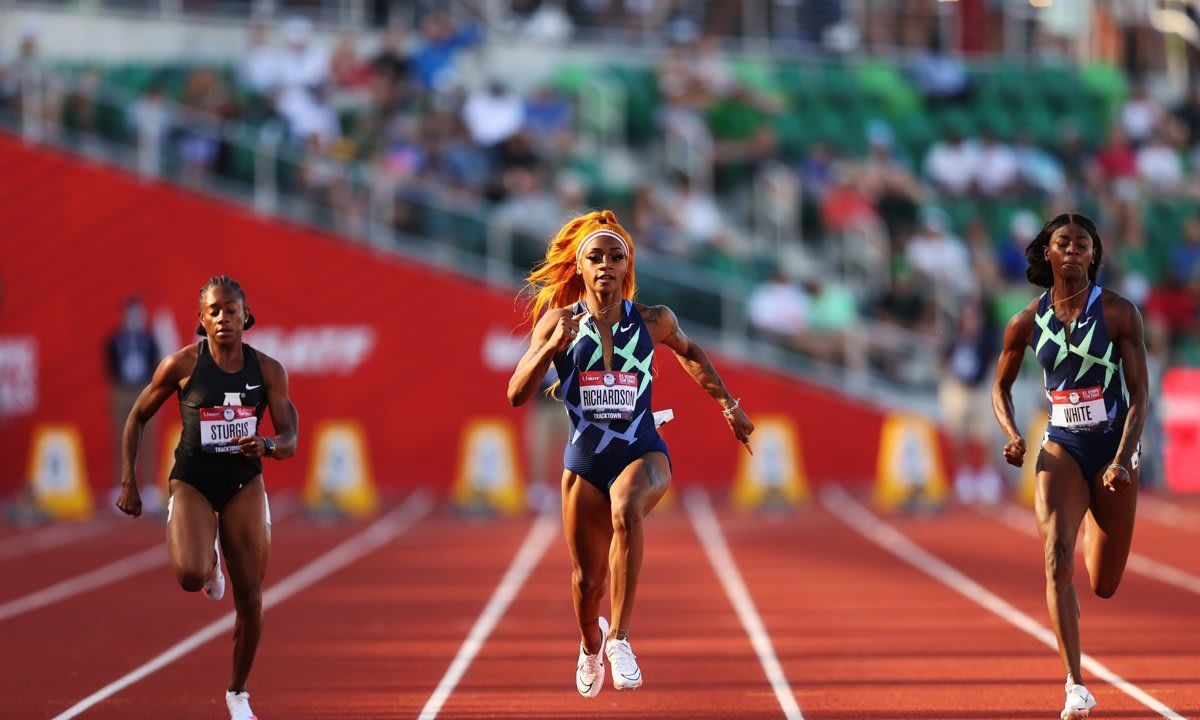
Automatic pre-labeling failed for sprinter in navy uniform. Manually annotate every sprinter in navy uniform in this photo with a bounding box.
[116,276,298,720]
[509,210,754,698]
[992,214,1149,720]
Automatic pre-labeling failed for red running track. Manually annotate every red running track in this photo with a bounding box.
[5,489,1199,719]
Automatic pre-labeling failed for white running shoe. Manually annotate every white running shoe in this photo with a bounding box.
[606,632,643,690]
[225,690,258,720]
[576,617,609,699]
[1061,680,1097,719]
[203,538,225,601]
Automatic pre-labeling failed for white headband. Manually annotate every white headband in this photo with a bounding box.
[576,228,630,263]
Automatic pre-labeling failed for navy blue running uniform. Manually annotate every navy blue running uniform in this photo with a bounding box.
[1031,285,1139,479]
[554,300,670,496]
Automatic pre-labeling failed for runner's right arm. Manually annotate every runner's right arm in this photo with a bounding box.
[992,302,1036,468]
[116,349,190,516]
[507,309,581,407]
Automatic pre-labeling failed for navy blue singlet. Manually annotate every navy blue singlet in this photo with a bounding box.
[1030,285,1137,479]
[554,300,669,496]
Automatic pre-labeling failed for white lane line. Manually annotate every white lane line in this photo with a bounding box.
[418,512,558,720]
[685,491,805,720]
[50,491,434,720]
[996,503,1200,597]
[0,545,165,622]
[0,500,301,622]
[822,486,1185,720]
[1138,495,1200,534]
[0,521,114,561]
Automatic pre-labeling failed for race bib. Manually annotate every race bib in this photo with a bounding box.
[199,406,258,453]
[1049,386,1106,428]
[579,371,637,421]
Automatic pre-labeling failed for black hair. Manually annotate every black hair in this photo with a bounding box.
[1024,212,1104,289]
[195,275,256,336]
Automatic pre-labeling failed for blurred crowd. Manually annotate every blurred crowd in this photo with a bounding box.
[2,3,1197,496]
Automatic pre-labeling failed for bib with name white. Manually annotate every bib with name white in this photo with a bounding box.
[200,406,258,453]
[1049,386,1106,429]
[579,371,637,422]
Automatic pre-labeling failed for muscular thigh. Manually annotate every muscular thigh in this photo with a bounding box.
[1084,464,1137,563]
[610,452,671,516]
[1034,442,1091,546]
[562,471,611,572]
[167,479,218,573]
[218,476,271,589]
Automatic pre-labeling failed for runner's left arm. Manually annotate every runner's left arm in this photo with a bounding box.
[238,354,299,460]
[644,304,754,452]
[1107,299,1149,492]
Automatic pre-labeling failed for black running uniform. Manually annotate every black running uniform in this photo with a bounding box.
[170,341,268,511]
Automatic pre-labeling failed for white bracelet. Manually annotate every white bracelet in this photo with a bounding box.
[1108,463,1129,476]
[721,397,741,417]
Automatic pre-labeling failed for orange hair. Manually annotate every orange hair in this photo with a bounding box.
[526,209,637,327]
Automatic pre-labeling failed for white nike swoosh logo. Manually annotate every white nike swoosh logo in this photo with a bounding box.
[619,324,634,332]
[245,384,262,390]
[1077,318,1090,327]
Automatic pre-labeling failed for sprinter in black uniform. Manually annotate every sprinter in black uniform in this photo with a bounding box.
[116,275,298,720]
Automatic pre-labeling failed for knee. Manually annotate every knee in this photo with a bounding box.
[1043,537,1074,588]
[175,566,207,593]
[1091,575,1121,599]
[234,588,263,617]
[571,568,605,601]
[610,496,641,537]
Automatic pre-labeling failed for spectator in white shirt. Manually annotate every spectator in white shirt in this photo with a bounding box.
[239,23,283,95]
[748,268,811,338]
[1137,133,1183,191]
[906,206,974,296]
[277,17,330,94]
[1120,84,1161,145]
[924,130,980,197]
[975,129,1018,197]
[462,79,525,147]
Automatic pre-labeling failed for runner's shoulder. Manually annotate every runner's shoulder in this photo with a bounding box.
[1004,298,1039,342]
[251,346,285,375]
[634,303,675,327]
[159,343,200,381]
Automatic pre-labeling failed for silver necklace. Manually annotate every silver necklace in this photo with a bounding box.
[585,299,623,320]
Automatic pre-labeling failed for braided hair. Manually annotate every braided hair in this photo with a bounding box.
[195,275,256,336]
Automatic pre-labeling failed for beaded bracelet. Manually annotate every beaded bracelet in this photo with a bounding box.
[721,398,741,417]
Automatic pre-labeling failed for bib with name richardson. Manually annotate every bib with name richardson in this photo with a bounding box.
[579,371,638,421]
[1030,285,1128,430]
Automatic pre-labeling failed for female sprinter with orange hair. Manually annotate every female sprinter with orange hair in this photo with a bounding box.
[507,210,755,697]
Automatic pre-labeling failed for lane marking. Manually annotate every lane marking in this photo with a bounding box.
[685,491,805,720]
[1137,495,1200,534]
[0,545,164,622]
[50,491,433,720]
[0,501,299,622]
[996,503,1200,597]
[418,512,558,720]
[0,521,114,561]
[822,486,1185,720]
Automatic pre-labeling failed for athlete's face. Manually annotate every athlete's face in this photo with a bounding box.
[199,287,248,345]
[577,236,628,294]
[1045,223,1095,283]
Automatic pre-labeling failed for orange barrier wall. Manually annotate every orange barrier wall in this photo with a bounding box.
[0,135,900,497]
